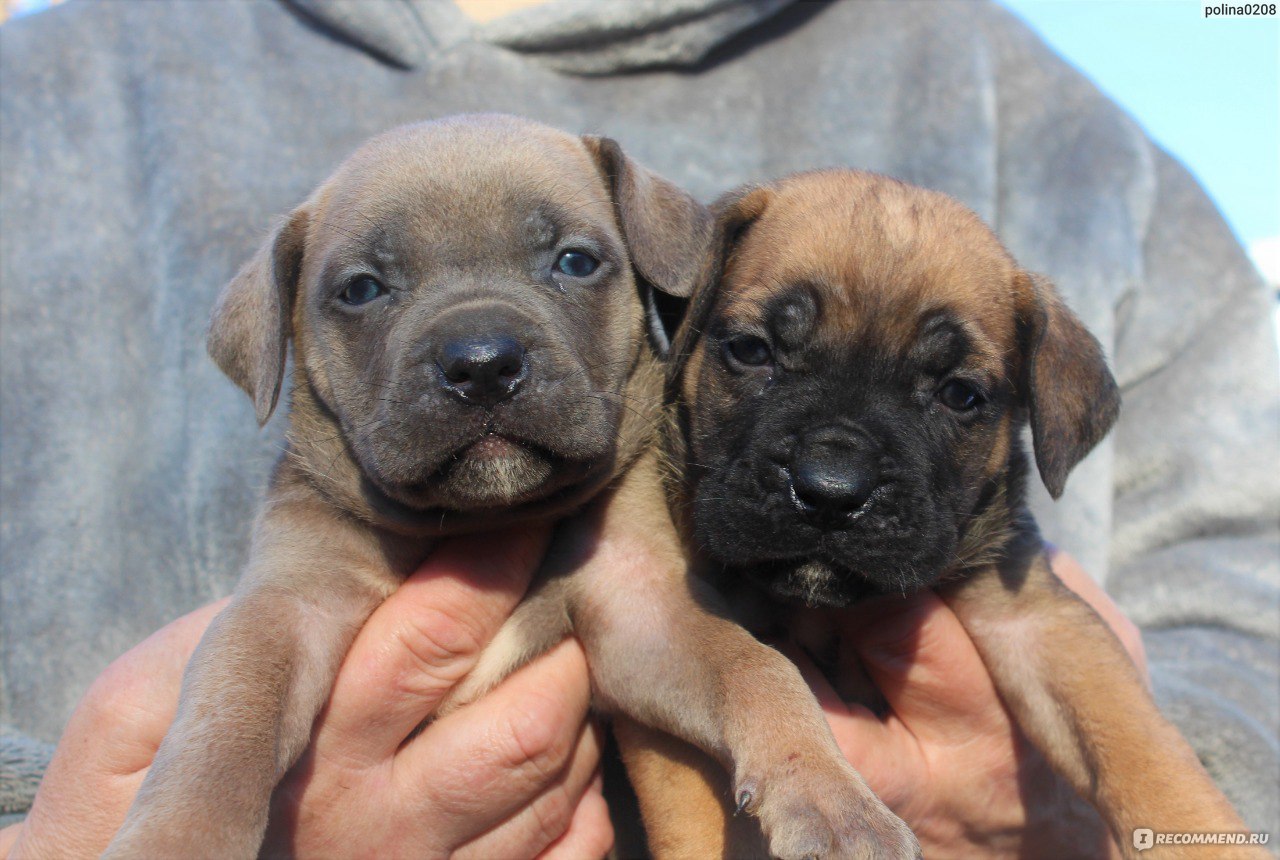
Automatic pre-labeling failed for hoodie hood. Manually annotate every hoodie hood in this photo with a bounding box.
[284,0,797,73]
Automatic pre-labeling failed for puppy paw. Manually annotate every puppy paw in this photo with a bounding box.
[741,761,920,860]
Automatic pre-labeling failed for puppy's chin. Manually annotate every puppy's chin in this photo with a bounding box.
[435,436,556,510]
[743,560,876,608]
[754,560,862,608]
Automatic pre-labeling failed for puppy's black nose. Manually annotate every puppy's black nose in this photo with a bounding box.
[789,446,879,517]
[436,335,526,407]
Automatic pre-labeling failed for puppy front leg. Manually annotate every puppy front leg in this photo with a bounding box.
[574,454,919,860]
[942,549,1260,859]
[104,484,400,859]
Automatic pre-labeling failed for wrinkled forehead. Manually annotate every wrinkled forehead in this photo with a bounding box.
[721,177,1021,369]
[311,123,616,259]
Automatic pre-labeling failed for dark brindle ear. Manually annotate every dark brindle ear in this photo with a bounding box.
[667,184,774,385]
[207,206,309,426]
[1017,271,1121,499]
[581,135,711,354]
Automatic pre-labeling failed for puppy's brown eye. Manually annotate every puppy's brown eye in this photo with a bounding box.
[555,250,599,278]
[938,379,983,411]
[724,335,773,368]
[339,276,385,306]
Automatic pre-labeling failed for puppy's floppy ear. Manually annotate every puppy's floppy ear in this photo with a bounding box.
[207,206,309,426]
[1016,272,1120,499]
[581,135,711,353]
[668,184,773,384]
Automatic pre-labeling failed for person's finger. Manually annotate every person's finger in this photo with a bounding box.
[398,638,593,852]
[454,722,605,860]
[315,524,551,767]
[1046,545,1149,680]
[534,770,615,860]
[843,591,1009,745]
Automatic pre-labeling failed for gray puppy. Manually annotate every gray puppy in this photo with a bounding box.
[103,116,918,860]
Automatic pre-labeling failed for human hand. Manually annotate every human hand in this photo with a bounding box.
[6,526,612,860]
[792,547,1146,859]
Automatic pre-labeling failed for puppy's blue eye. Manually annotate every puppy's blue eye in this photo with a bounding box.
[340,277,385,306]
[555,250,599,278]
[939,379,983,411]
[725,335,773,368]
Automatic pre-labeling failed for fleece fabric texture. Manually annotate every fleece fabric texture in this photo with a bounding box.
[1,0,1277,834]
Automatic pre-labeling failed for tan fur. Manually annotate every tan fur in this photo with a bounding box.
[943,554,1253,858]
[614,717,754,858]
[715,174,1018,370]
[629,169,1259,859]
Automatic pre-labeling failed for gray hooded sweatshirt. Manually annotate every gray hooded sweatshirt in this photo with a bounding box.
[2,0,1277,835]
